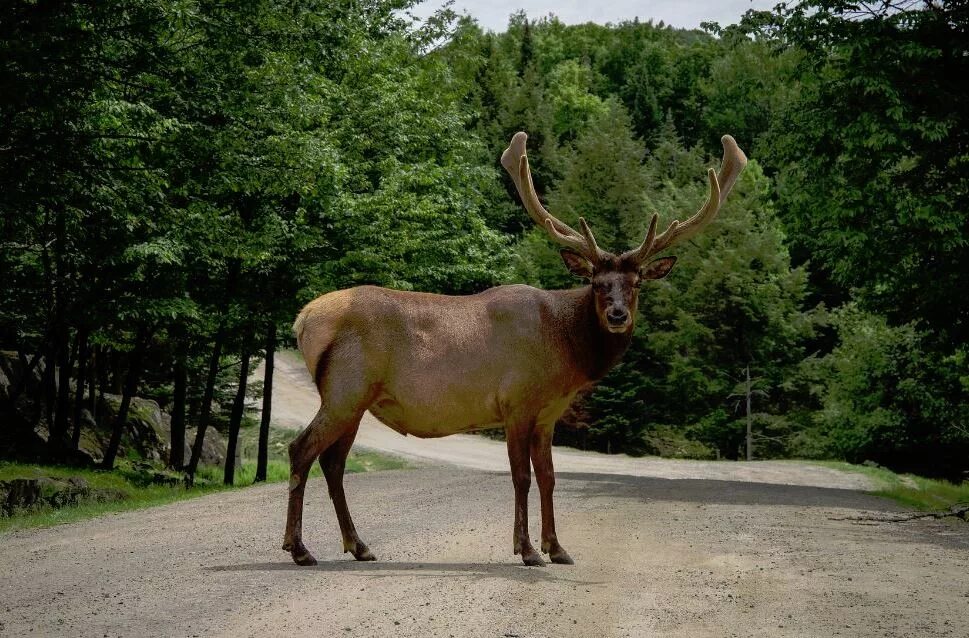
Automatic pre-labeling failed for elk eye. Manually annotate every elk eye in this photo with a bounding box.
[593,281,608,292]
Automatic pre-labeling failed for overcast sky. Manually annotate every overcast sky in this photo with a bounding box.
[410,0,779,32]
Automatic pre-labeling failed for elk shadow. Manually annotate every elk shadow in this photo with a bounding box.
[206,560,603,585]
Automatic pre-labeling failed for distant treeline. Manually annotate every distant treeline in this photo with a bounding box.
[1,1,966,479]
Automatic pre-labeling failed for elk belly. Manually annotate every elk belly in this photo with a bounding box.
[368,390,503,439]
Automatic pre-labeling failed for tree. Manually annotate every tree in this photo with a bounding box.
[517,100,648,290]
[577,135,815,458]
[803,305,969,479]
[762,1,969,345]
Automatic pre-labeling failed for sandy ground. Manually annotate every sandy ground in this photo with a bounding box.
[0,351,967,637]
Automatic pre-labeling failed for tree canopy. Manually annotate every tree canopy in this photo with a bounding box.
[2,0,965,480]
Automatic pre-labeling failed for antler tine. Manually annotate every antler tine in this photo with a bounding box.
[715,135,746,205]
[624,134,747,264]
[649,168,721,255]
[578,217,603,259]
[625,213,659,263]
[502,132,605,264]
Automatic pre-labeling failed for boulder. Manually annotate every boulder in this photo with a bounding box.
[183,426,233,468]
[0,351,46,407]
[85,395,207,465]
[122,397,169,462]
[0,349,229,468]
[0,476,125,515]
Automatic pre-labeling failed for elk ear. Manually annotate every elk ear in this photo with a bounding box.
[560,248,594,279]
[640,256,677,280]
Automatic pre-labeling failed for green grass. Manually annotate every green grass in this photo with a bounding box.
[0,447,408,534]
[878,475,969,512]
[812,460,969,512]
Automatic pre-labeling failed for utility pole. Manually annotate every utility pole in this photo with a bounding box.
[745,364,753,461]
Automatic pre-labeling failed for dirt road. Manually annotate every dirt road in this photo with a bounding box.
[1,351,966,637]
[263,351,874,491]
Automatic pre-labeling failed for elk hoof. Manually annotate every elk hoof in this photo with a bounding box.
[292,550,318,566]
[542,540,574,565]
[345,538,376,561]
[287,540,317,566]
[352,544,376,562]
[521,550,546,567]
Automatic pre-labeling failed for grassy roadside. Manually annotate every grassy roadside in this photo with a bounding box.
[0,447,408,534]
[811,460,969,512]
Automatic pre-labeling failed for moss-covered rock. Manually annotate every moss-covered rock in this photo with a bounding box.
[0,476,125,515]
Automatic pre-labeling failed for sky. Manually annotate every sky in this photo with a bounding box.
[409,0,780,32]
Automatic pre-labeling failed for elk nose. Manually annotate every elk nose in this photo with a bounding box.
[606,308,629,325]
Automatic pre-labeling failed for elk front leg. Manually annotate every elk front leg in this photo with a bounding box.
[283,406,346,566]
[531,423,573,565]
[319,422,375,561]
[507,423,544,566]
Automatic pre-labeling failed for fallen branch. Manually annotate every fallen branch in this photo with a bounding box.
[830,502,969,523]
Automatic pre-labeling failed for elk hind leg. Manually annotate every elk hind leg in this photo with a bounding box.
[282,406,349,566]
[319,421,375,561]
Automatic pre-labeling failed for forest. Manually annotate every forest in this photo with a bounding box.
[1,0,966,482]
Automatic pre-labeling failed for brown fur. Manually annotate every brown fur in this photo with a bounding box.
[282,281,646,567]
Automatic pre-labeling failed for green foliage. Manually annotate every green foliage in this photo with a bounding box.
[800,306,969,478]
[2,0,965,479]
[0,0,511,468]
[580,148,815,458]
[760,1,969,343]
[0,452,407,532]
[506,79,815,458]
[814,461,969,513]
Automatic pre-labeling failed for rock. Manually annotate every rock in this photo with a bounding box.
[183,426,230,467]
[0,349,228,468]
[0,352,47,451]
[126,397,168,461]
[0,362,8,403]
[0,476,124,515]
[92,395,182,464]
[0,351,46,405]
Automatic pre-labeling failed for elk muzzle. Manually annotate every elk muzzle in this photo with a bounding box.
[605,305,631,332]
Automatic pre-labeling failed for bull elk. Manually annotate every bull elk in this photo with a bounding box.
[284,132,747,567]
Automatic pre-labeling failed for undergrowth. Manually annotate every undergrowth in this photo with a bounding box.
[0,447,408,533]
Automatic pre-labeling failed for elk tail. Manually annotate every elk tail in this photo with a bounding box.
[292,306,310,353]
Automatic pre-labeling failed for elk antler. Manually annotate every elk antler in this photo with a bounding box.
[501,132,607,265]
[623,135,747,264]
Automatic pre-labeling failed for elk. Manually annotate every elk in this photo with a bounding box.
[283,132,746,567]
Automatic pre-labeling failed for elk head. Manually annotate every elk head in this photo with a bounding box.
[501,132,747,334]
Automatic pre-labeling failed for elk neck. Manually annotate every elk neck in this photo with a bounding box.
[558,285,634,383]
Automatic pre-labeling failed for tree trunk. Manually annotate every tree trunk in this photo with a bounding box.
[254,323,276,483]
[223,333,254,485]
[96,347,109,425]
[87,345,98,416]
[49,204,70,453]
[168,342,188,470]
[41,343,56,433]
[49,329,76,455]
[186,365,201,426]
[110,352,124,394]
[186,327,226,480]
[71,327,90,451]
[102,328,149,470]
[745,364,753,462]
